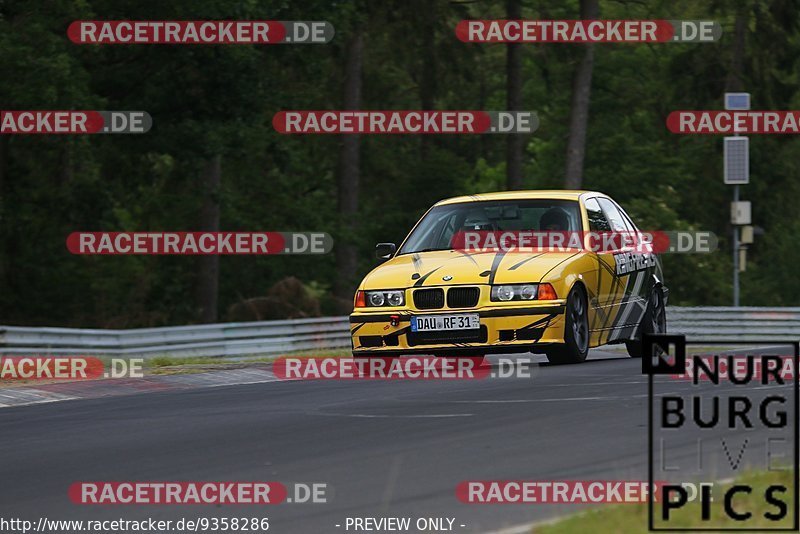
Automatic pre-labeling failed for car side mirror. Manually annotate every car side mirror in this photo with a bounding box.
[375,242,396,260]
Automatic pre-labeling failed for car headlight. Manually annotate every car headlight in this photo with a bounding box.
[386,291,404,306]
[491,284,536,301]
[490,283,557,302]
[364,290,405,307]
[369,292,385,306]
[519,284,537,300]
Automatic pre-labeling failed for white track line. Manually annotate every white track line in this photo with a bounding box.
[449,394,651,403]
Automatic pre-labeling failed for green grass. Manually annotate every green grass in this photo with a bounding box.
[536,470,795,533]
[147,356,229,367]
[144,349,354,374]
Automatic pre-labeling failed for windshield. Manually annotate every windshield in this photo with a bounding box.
[398,199,583,254]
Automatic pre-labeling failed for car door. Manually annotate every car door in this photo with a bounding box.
[596,197,652,342]
[612,199,658,339]
[583,197,622,345]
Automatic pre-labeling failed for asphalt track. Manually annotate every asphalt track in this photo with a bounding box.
[0,347,796,533]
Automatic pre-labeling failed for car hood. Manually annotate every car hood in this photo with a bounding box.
[361,250,581,289]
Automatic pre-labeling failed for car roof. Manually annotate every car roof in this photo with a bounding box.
[434,190,607,206]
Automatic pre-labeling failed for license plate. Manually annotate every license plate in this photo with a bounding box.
[411,314,480,332]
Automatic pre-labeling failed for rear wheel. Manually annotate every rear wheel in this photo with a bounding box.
[546,286,589,365]
[626,286,666,358]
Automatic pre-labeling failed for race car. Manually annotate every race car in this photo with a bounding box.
[349,190,667,364]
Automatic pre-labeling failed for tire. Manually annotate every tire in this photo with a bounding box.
[626,286,666,358]
[546,286,589,364]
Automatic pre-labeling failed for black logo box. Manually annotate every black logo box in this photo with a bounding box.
[644,335,799,532]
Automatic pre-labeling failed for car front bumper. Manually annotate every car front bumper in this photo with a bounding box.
[349,302,567,356]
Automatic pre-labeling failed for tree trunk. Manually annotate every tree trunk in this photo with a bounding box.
[725,8,747,92]
[419,8,437,160]
[334,31,363,310]
[564,0,599,189]
[0,136,7,202]
[506,0,524,190]
[195,154,221,323]
[0,136,8,286]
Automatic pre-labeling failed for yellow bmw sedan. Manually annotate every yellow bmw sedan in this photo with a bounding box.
[349,190,668,364]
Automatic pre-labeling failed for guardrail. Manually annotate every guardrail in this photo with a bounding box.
[667,306,800,342]
[1,307,798,358]
[0,316,352,358]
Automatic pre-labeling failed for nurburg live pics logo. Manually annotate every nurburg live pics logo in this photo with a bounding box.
[643,334,799,531]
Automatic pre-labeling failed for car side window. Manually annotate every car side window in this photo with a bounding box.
[597,198,629,232]
[584,198,611,232]
[613,201,639,232]
[411,211,458,250]
[438,213,460,247]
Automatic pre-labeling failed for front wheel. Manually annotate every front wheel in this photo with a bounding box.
[546,286,589,364]
[626,286,666,358]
